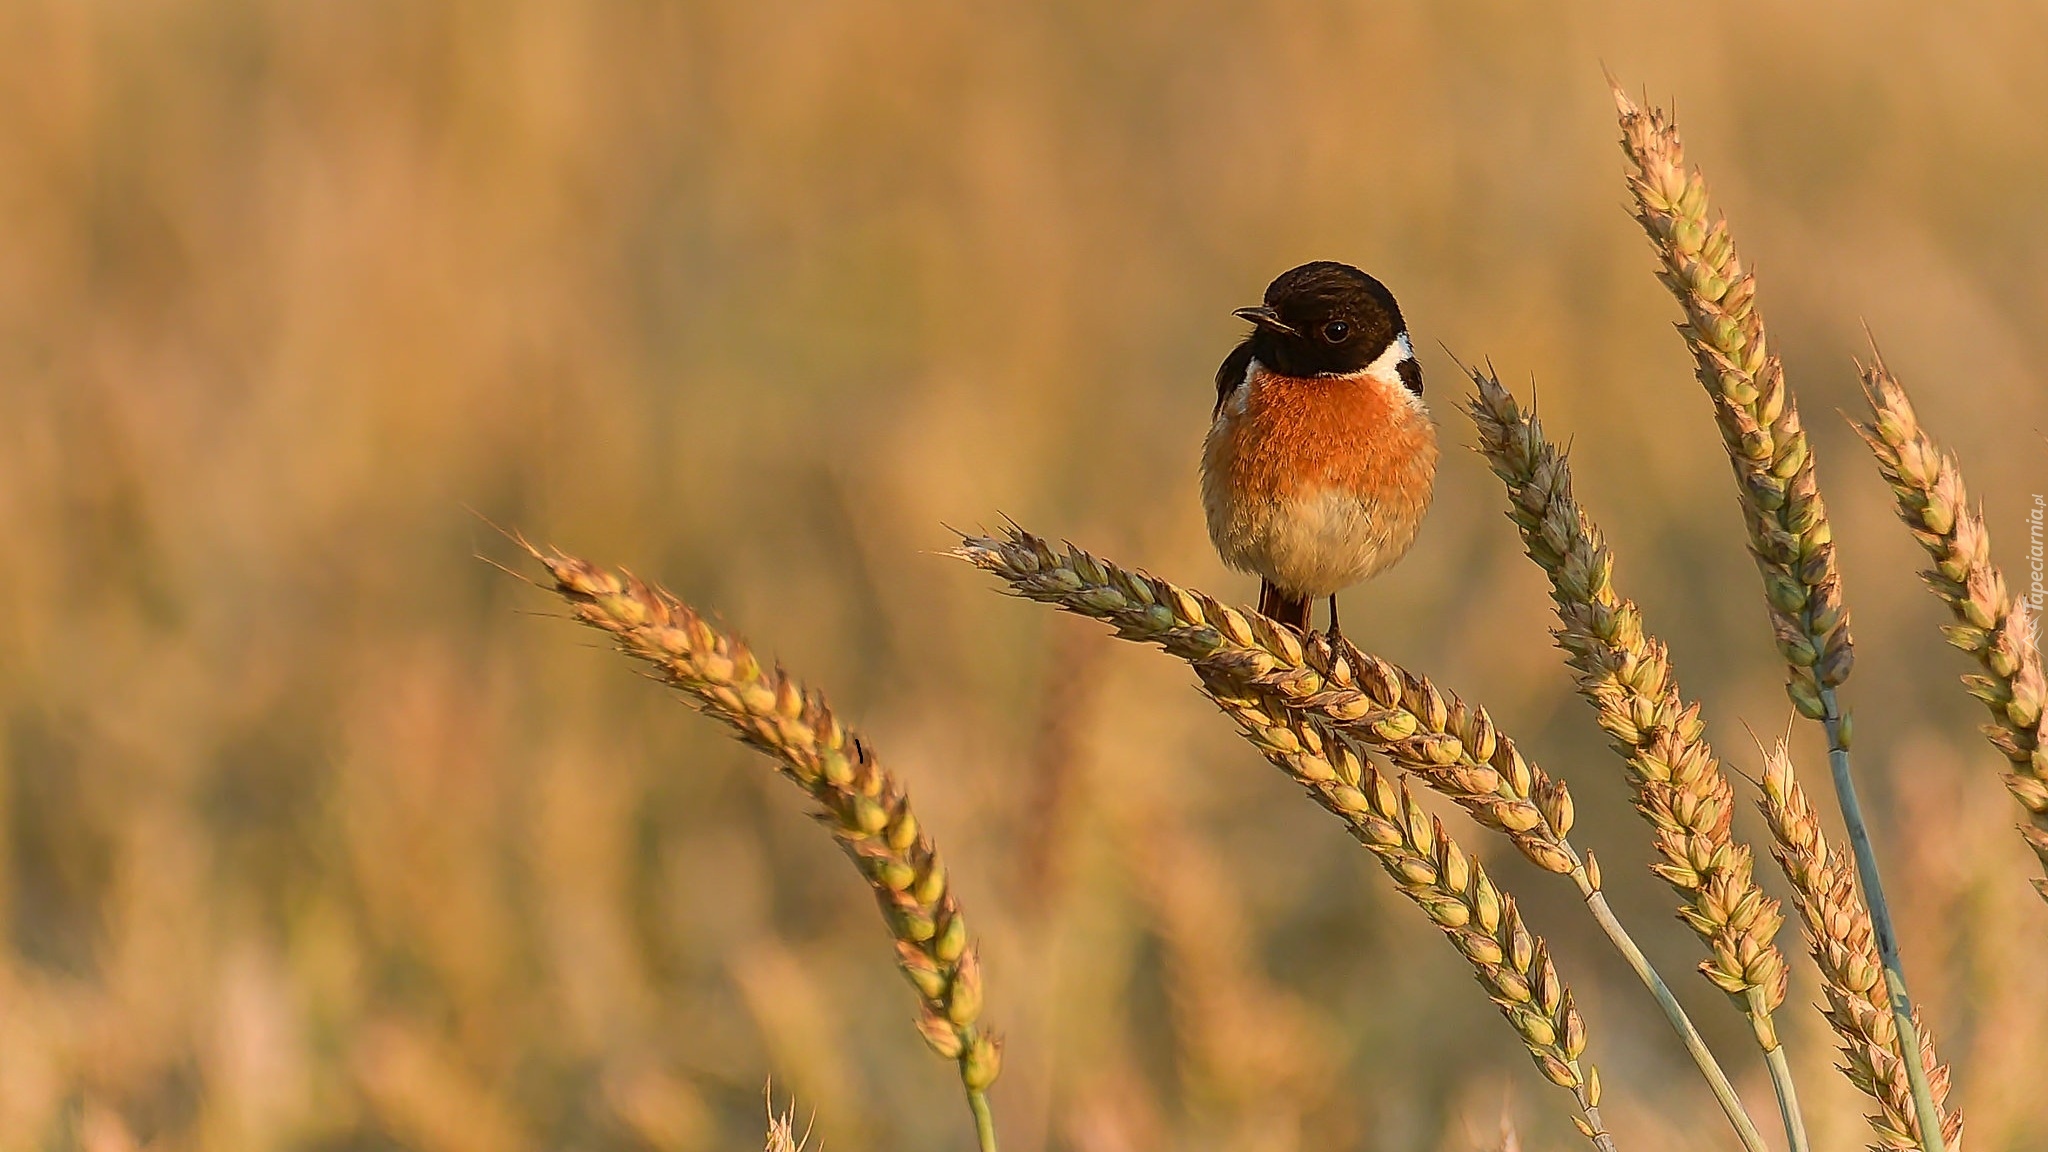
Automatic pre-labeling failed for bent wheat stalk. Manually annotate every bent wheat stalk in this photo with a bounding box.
[1467,367,1806,1151]
[525,541,1002,1152]
[1854,360,2048,901]
[1758,743,1962,1151]
[1612,82,1947,1152]
[955,525,1766,1152]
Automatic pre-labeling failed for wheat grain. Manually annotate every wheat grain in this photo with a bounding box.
[525,541,1001,1149]
[1758,743,1962,1151]
[1854,360,2048,900]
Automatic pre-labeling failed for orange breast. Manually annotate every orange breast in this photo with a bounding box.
[1218,366,1438,508]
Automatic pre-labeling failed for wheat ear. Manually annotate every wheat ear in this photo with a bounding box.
[1612,81,1947,1152]
[949,531,1611,1146]
[1205,672,1615,1149]
[1758,742,1962,1151]
[954,526,1774,1151]
[525,542,1002,1152]
[1854,360,2048,901]
[1467,366,1806,1150]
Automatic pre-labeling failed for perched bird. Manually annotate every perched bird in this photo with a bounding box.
[1201,261,1439,635]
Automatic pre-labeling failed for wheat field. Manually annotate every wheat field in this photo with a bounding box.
[0,3,2045,1150]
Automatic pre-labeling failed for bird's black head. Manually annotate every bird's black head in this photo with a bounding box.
[1234,261,1408,380]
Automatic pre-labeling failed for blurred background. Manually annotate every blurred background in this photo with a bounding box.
[1,2,2045,1150]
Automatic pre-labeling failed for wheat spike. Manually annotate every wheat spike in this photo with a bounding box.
[1611,85,1851,716]
[1466,367,1803,1136]
[1758,743,1962,1151]
[1612,81,1948,1152]
[955,527,1576,873]
[1854,360,2048,900]
[525,542,1002,1143]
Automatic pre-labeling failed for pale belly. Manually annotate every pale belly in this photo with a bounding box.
[1204,482,1426,598]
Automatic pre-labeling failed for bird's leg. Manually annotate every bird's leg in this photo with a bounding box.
[1326,595,1342,641]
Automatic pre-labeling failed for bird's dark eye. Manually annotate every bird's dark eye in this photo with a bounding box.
[1321,320,1350,343]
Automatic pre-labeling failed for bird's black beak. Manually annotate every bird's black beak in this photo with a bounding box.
[1232,305,1296,335]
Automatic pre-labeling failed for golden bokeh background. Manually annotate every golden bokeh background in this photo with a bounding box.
[1,3,2045,1150]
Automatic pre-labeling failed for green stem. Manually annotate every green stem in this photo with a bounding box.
[1573,864,1769,1152]
[1818,689,1947,1152]
[969,1088,999,1152]
[1760,1038,1810,1152]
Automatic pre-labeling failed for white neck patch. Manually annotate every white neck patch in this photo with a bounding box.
[1362,332,1415,380]
[1358,332,1424,412]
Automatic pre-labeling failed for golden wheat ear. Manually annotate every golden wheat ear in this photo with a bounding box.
[1757,742,1962,1151]
[1465,365,1806,1149]
[1854,360,2048,901]
[522,541,1001,1152]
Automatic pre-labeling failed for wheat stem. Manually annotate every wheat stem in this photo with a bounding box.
[522,540,1003,1147]
[1575,875,1769,1152]
[1820,695,1947,1150]
[1759,1031,1810,1152]
[971,1090,999,1152]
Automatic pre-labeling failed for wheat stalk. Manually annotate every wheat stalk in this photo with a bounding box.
[954,525,1771,1151]
[1611,81,1947,1151]
[1853,359,2048,901]
[1758,742,1962,1151]
[1467,366,1806,1150]
[522,540,1002,1152]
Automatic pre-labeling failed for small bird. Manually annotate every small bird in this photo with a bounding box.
[1201,261,1439,636]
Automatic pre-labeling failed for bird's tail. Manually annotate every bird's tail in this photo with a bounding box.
[1258,581,1312,633]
